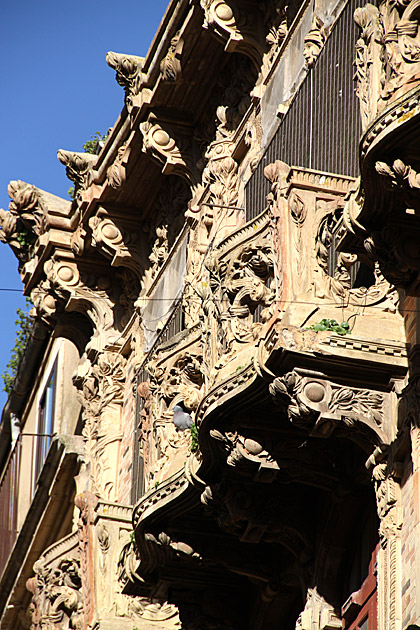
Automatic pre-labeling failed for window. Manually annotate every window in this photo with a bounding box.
[33,362,56,487]
[342,543,378,630]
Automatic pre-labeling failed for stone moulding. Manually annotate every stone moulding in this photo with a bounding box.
[133,469,190,528]
[360,84,420,160]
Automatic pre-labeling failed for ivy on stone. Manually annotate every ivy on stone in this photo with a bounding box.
[2,298,34,394]
[307,318,350,336]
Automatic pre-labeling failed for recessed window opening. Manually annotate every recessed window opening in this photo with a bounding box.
[33,361,57,490]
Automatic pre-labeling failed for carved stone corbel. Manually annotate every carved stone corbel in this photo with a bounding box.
[270,371,385,445]
[57,150,97,194]
[43,257,122,350]
[140,119,202,189]
[106,51,144,103]
[200,0,266,70]
[88,209,147,282]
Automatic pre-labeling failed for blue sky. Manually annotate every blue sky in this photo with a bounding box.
[0,0,169,410]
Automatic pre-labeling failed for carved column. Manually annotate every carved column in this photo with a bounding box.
[73,352,126,501]
[373,462,402,630]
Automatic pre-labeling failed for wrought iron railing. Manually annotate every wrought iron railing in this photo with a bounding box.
[131,299,184,504]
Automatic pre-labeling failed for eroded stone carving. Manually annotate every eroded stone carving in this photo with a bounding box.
[270,371,384,442]
[0,180,49,263]
[354,0,420,128]
[27,557,83,630]
[160,32,184,82]
[106,51,143,103]
[73,352,126,500]
[57,150,97,194]
[303,17,326,68]
[202,234,275,372]
[143,335,204,487]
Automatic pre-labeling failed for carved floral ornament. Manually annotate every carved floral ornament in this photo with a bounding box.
[57,150,97,194]
[106,51,144,103]
[0,180,49,263]
[27,557,83,630]
[354,0,420,128]
[269,370,385,444]
[73,352,126,499]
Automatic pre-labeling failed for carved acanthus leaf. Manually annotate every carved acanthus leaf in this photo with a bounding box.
[0,181,48,263]
[270,371,385,440]
[57,150,97,191]
[106,51,143,102]
[27,557,83,630]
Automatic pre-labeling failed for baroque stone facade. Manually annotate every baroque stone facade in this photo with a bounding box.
[2,0,420,628]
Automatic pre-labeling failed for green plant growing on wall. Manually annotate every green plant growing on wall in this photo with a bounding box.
[82,131,108,154]
[2,298,34,395]
[307,318,350,336]
[190,422,199,453]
